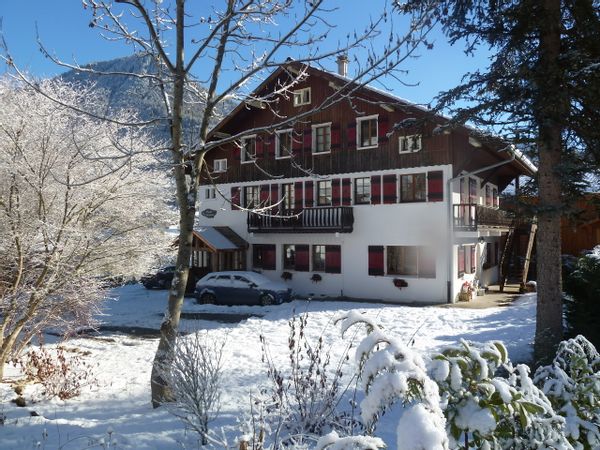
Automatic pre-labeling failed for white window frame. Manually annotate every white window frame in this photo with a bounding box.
[356,114,379,150]
[311,122,332,154]
[213,158,228,173]
[240,135,257,164]
[293,87,311,107]
[399,134,422,153]
[275,129,293,159]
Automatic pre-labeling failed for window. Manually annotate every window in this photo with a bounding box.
[485,185,492,207]
[399,135,422,153]
[293,87,311,106]
[283,244,296,270]
[244,185,260,208]
[312,245,326,271]
[470,246,476,273]
[276,129,293,159]
[317,180,332,206]
[458,246,466,276]
[357,115,378,148]
[354,177,371,204]
[469,178,477,204]
[312,123,331,154]
[213,158,227,173]
[205,187,216,199]
[492,187,499,208]
[400,173,426,202]
[253,244,276,270]
[282,183,295,210]
[385,246,435,278]
[241,136,257,163]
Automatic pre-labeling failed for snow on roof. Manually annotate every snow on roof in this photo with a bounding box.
[194,226,240,250]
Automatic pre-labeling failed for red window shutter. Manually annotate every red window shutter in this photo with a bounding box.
[325,245,341,274]
[294,181,304,210]
[382,174,397,204]
[378,116,389,144]
[331,124,341,150]
[458,246,465,275]
[347,121,356,149]
[270,184,279,207]
[264,244,276,270]
[260,184,270,205]
[368,246,384,276]
[371,175,382,204]
[305,181,314,208]
[342,178,352,205]
[292,129,303,156]
[231,186,240,210]
[303,129,312,152]
[427,171,444,202]
[265,136,275,158]
[295,244,309,271]
[256,137,264,159]
[332,179,341,206]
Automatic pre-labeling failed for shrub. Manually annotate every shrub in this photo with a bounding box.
[257,313,358,448]
[16,345,96,400]
[534,335,600,449]
[163,331,225,445]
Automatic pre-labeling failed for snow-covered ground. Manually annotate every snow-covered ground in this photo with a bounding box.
[0,285,537,449]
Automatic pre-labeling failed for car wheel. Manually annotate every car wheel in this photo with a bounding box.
[259,293,274,306]
[199,292,216,305]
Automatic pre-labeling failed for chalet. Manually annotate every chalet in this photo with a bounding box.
[194,58,537,303]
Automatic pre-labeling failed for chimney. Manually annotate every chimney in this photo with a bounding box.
[336,54,348,77]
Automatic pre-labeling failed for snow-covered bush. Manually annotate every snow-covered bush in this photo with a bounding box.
[256,313,358,448]
[337,312,449,450]
[432,340,570,449]
[534,335,600,449]
[163,331,225,445]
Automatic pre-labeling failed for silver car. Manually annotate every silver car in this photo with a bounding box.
[194,271,292,306]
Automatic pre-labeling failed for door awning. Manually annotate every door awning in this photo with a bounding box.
[192,226,248,252]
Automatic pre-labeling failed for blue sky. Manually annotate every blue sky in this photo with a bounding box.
[0,1,489,106]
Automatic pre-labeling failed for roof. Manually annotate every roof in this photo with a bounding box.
[192,226,247,251]
[207,61,537,177]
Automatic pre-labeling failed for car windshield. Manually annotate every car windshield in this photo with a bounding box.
[243,272,270,285]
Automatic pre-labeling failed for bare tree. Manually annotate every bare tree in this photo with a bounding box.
[0,78,170,379]
[2,0,438,405]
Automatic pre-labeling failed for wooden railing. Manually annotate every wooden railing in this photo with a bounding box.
[453,204,514,231]
[248,206,354,233]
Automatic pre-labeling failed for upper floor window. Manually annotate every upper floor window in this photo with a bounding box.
[485,185,492,207]
[357,115,378,149]
[312,123,331,154]
[317,180,332,206]
[399,135,422,153]
[354,177,371,204]
[213,158,227,173]
[293,88,311,106]
[276,129,293,159]
[400,173,426,202]
[241,136,256,163]
[244,185,260,208]
[492,187,499,208]
[282,183,295,210]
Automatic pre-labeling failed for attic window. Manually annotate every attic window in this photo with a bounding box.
[293,88,311,106]
[241,136,256,163]
[399,135,422,153]
[213,158,227,173]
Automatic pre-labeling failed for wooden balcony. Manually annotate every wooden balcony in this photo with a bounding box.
[453,204,514,231]
[248,206,354,233]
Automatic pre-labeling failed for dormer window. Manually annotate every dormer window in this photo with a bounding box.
[241,136,256,163]
[399,135,422,153]
[357,115,378,149]
[293,88,311,106]
[213,158,227,173]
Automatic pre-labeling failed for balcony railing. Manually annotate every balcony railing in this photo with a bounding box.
[453,204,514,231]
[248,206,354,233]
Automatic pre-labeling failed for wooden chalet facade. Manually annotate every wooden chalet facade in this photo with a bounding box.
[196,61,536,303]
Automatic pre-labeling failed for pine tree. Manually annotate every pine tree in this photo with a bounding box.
[400,0,600,364]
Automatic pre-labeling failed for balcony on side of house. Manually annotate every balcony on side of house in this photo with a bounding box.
[247,206,354,233]
[453,203,514,231]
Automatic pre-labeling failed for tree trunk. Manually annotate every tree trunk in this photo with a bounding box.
[150,0,192,408]
[534,0,565,365]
